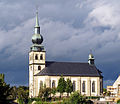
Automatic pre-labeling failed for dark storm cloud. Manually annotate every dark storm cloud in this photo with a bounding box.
[0,0,120,87]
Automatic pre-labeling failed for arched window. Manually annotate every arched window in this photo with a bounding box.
[100,81,103,93]
[82,81,86,92]
[40,81,43,90]
[52,80,56,88]
[35,54,38,60]
[92,81,95,92]
[38,66,41,70]
[40,54,43,60]
[73,81,76,91]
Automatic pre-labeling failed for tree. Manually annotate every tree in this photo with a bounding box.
[57,76,66,98]
[51,87,57,98]
[17,86,29,104]
[9,86,17,100]
[106,91,111,96]
[38,87,51,101]
[103,88,107,96]
[70,92,86,104]
[65,78,73,97]
[0,75,12,104]
[43,88,51,101]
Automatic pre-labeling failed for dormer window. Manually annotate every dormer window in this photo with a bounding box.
[40,54,43,60]
[35,54,38,60]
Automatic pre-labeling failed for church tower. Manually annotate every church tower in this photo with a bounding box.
[29,11,46,98]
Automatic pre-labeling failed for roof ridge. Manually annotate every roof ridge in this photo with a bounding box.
[46,61,88,64]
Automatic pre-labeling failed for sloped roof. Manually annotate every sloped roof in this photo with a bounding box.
[113,75,120,87]
[35,61,103,77]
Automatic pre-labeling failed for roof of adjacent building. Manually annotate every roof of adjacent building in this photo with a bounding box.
[35,61,103,77]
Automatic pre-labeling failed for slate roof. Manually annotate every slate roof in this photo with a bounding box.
[35,61,103,77]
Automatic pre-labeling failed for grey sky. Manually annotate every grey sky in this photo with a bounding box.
[0,0,120,87]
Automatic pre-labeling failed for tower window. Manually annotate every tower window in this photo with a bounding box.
[92,81,95,93]
[52,80,56,88]
[82,81,86,93]
[73,81,76,91]
[40,54,43,60]
[38,66,41,70]
[35,54,38,60]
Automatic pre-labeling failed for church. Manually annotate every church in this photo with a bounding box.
[29,12,103,98]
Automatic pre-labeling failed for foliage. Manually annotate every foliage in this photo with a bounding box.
[65,78,73,97]
[38,87,51,101]
[103,88,107,92]
[106,91,111,96]
[17,86,29,104]
[57,76,66,97]
[9,86,17,100]
[62,98,71,104]
[103,88,107,96]
[117,99,120,104]
[0,76,12,104]
[51,87,57,98]
[69,92,86,104]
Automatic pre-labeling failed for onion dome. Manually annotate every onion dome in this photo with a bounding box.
[32,11,43,44]
[88,53,95,65]
[89,53,94,59]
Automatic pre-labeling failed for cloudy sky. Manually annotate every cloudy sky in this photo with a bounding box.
[0,0,120,87]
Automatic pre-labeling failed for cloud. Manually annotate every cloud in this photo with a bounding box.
[0,0,120,85]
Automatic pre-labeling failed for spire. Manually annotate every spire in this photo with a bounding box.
[35,11,39,27]
[34,10,40,34]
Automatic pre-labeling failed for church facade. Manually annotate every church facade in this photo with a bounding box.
[29,12,103,98]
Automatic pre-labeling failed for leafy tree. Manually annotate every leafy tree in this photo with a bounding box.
[17,86,29,104]
[103,88,107,96]
[70,92,86,104]
[117,99,120,104]
[65,78,73,97]
[38,87,51,101]
[106,91,111,96]
[51,87,57,98]
[9,86,17,100]
[0,76,12,104]
[43,88,51,101]
[57,76,66,97]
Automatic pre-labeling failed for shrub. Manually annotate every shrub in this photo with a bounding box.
[38,87,51,101]
[117,99,120,104]
[70,92,86,104]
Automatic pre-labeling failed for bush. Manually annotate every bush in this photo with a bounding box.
[62,98,71,104]
[117,99,120,104]
[69,92,87,104]
[38,87,51,101]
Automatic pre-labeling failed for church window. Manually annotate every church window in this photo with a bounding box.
[38,66,41,70]
[73,81,76,91]
[52,80,56,88]
[40,54,43,60]
[35,54,38,60]
[82,81,86,92]
[92,81,95,92]
[40,81,43,90]
[100,81,103,93]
